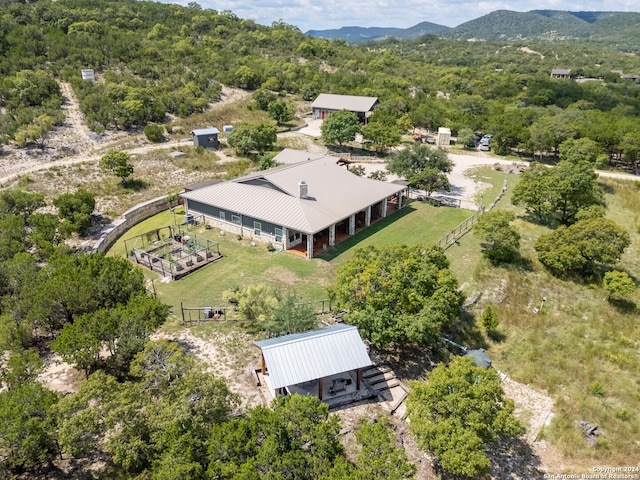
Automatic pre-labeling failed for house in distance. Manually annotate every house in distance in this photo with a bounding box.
[311,93,378,123]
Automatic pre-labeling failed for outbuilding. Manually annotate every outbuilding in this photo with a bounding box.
[191,127,220,148]
[550,68,571,79]
[311,94,378,123]
[437,127,451,147]
[254,324,372,400]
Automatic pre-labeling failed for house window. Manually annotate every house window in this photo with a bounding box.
[231,215,241,224]
[219,211,225,221]
[254,221,261,236]
[288,232,301,243]
[275,227,283,243]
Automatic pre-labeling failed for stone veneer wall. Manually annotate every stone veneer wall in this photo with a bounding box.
[94,195,170,253]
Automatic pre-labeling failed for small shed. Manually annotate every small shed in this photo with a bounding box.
[191,128,220,148]
[254,324,372,400]
[437,127,451,147]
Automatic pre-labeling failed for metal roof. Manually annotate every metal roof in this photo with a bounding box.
[311,94,378,113]
[273,148,327,165]
[191,128,219,136]
[180,151,405,234]
[551,69,571,75]
[254,324,372,390]
[465,349,492,368]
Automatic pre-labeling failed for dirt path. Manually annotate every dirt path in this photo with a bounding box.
[58,82,99,148]
[0,84,250,187]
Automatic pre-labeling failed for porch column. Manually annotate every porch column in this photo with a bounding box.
[381,198,388,218]
[397,191,403,209]
[306,234,314,259]
[318,377,323,400]
[329,224,336,247]
[365,206,371,226]
[348,214,356,235]
[260,353,266,375]
[282,227,288,249]
[356,368,362,391]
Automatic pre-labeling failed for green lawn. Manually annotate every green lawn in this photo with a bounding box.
[108,197,489,317]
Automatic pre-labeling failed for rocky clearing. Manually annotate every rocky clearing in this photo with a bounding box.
[15,82,608,478]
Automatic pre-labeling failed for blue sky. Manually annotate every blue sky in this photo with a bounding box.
[158,0,639,32]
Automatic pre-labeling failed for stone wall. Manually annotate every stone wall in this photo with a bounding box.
[94,195,170,253]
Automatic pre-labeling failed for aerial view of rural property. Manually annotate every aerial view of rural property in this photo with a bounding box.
[1,0,640,478]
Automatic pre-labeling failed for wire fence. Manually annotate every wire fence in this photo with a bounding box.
[435,177,508,250]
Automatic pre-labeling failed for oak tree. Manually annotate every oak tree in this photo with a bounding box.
[328,244,464,347]
[473,210,521,263]
[407,357,522,477]
[321,110,361,146]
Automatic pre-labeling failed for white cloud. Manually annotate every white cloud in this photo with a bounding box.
[158,0,639,31]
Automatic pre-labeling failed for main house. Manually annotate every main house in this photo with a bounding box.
[311,94,378,123]
[180,149,406,258]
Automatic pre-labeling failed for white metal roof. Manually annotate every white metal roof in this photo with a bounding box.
[311,94,378,113]
[180,151,405,234]
[254,324,372,390]
[191,127,219,135]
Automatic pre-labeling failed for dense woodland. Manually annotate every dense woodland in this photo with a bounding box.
[1,0,640,170]
[1,0,640,478]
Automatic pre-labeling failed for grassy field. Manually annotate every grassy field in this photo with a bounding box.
[466,176,640,466]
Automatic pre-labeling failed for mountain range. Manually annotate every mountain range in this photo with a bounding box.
[305,10,640,49]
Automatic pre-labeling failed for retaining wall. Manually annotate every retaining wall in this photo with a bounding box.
[94,195,170,253]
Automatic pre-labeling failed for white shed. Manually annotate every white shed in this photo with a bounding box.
[437,127,451,147]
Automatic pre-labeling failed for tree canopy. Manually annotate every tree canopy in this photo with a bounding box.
[386,143,452,180]
[321,110,361,146]
[512,161,603,225]
[100,151,135,184]
[223,284,317,337]
[328,244,464,347]
[473,210,521,263]
[407,357,522,477]
[227,122,277,155]
[535,217,630,276]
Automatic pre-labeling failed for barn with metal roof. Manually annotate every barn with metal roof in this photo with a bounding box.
[180,149,406,258]
[311,93,378,123]
[254,324,372,400]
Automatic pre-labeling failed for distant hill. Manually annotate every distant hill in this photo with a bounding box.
[306,10,640,50]
[305,21,449,43]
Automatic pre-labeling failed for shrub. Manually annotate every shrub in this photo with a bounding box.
[144,124,164,143]
[480,304,499,333]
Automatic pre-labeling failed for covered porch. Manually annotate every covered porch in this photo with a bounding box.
[254,324,372,404]
[285,191,405,259]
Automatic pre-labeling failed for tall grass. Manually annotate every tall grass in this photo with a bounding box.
[466,176,640,465]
